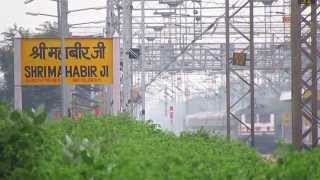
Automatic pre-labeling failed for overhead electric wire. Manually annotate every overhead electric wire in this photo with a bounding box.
[145,13,225,88]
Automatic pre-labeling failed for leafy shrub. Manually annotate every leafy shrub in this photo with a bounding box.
[0,103,319,180]
[267,143,320,180]
[0,106,52,179]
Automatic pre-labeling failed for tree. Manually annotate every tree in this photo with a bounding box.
[0,24,30,104]
[1,24,30,47]
[0,47,14,103]
[34,21,59,37]
[0,22,61,112]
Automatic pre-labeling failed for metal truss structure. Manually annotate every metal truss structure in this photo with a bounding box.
[291,0,319,149]
[62,0,319,149]
[225,0,255,145]
[115,0,293,143]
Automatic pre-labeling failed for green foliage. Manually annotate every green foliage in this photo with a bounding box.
[0,45,14,103]
[266,142,320,180]
[0,104,51,179]
[0,104,320,179]
[0,25,30,104]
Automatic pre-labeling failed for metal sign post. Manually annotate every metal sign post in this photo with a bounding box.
[113,35,121,114]
[14,37,22,111]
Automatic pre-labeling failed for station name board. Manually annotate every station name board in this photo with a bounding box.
[20,38,113,85]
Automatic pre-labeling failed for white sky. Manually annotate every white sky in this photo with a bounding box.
[0,0,107,40]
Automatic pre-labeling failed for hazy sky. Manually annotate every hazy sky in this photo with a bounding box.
[0,0,107,41]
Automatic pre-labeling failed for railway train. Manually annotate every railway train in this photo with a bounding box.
[185,111,276,137]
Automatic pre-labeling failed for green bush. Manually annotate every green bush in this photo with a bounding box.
[0,105,53,179]
[267,143,320,180]
[0,103,319,180]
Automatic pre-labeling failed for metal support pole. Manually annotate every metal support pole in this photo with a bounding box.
[291,0,319,149]
[310,0,318,147]
[141,0,146,120]
[225,0,231,140]
[60,0,68,117]
[249,0,255,147]
[106,0,114,37]
[122,0,133,113]
[14,37,22,111]
[225,0,254,146]
[56,0,60,34]
[165,85,168,117]
[113,35,121,114]
[291,0,303,150]
[105,0,114,114]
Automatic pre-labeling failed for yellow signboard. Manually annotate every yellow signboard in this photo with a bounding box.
[21,38,113,85]
[282,112,291,126]
[303,90,320,101]
[299,0,315,5]
[232,52,246,66]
